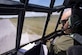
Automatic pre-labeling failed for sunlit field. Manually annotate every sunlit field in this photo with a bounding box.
[10,15,59,36]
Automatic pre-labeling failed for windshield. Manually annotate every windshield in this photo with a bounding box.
[0,0,64,54]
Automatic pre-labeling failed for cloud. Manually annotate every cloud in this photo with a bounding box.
[13,0,20,1]
[0,12,47,18]
[29,0,40,4]
[25,12,47,17]
[0,15,18,18]
[52,12,60,15]
[0,12,60,18]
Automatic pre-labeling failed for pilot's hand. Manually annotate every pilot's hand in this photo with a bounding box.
[63,21,71,34]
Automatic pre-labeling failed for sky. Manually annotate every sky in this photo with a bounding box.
[0,0,64,18]
[15,0,64,6]
[29,0,64,6]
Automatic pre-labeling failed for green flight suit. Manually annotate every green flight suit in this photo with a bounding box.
[53,35,74,54]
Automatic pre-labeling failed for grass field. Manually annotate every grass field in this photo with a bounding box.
[10,15,60,36]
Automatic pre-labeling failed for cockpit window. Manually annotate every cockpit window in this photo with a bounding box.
[45,12,60,35]
[20,12,47,45]
[0,18,17,54]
